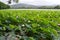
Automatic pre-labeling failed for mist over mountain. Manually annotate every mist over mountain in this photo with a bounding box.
[10,3,39,9]
[9,2,60,9]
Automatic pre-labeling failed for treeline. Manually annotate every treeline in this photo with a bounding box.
[38,5,60,9]
[10,5,60,9]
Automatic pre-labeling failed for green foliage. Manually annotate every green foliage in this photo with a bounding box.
[54,5,60,9]
[38,5,60,9]
[0,2,10,9]
[0,10,60,40]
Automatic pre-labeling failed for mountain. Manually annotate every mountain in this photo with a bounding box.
[9,3,60,9]
[10,3,39,9]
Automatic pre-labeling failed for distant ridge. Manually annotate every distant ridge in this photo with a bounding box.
[10,3,39,9]
[10,3,60,9]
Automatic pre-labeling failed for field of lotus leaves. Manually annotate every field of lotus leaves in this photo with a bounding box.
[0,10,60,40]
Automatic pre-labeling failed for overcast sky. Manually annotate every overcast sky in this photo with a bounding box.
[0,0,60,5]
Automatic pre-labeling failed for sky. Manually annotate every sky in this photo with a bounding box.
[0,0,60,5]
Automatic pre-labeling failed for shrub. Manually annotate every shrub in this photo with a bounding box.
[0,10,60,40]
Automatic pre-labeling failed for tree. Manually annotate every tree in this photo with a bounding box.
[8,0,11,4]
[0,2,10,9]
[8,0,19,4]
[54,5,60,9]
